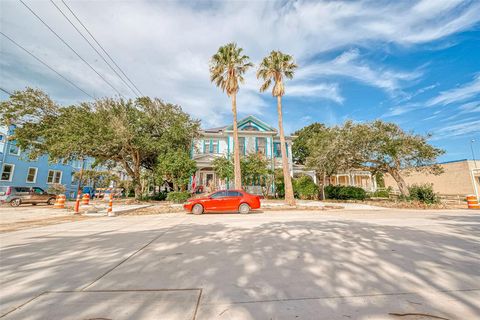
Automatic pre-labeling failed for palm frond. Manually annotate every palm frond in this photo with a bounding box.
[209,43,252,95]
[256,50,297,96]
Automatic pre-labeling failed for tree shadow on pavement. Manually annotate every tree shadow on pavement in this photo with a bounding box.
[1,214,479,319]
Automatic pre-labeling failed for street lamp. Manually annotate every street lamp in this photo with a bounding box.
[471,139,478,168]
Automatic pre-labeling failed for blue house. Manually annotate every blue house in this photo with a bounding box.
[0,126,96,199]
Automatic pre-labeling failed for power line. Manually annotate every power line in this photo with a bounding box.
[61,0,144,97]
[0,31,95,99]
[19,0,124,97]
[0,87,13,96]
[50,0,139,98]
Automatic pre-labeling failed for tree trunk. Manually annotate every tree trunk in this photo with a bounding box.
[133,171,142,200]
[231,94,242,190]
[389,168,410,197]
[316,172,325,200]
[133,181,142,200]
[277,95,295,206]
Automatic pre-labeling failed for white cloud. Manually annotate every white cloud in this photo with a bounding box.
[1,0,479,127]
[297,49,421,94]
[433,118,480,140]
[459,101,480,113]
[426,75,480,106]
[383,103,422,117]
[287,83,344,103]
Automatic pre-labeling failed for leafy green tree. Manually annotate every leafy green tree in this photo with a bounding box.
[354,120,444,196]
[292,123,328,165]
[210,43,253,190]
[213,154,273,196]
[257,50,297,205]
[0,89,200,199]
[155,150,197,191]
[303,120,444,197]
[241,153,272,193]
[212,156,234,181]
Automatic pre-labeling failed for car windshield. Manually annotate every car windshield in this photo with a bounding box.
[0,187,7,196]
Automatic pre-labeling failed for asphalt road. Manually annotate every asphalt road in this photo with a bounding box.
[1,209,479,319]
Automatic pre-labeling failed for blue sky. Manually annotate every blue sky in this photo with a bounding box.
[1,0,479,162]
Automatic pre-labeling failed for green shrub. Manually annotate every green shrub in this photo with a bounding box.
[166,191,191,203]
[325,185,366,200]
[150,192,168,201]
[47,183,66,195]
[408,184,439,204]
[370,187,392,198]
[274,169,285,198]
[293,176,319,200]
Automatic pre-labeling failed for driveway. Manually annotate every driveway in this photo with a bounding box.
[0,209,479,319]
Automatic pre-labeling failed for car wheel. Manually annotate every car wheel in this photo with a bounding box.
[192,204,204,215]
[239,203,250,214]
[47,198,56,205]
[10,199,21,207]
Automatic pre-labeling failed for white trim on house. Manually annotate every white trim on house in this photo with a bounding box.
[26,167,38,183]
[47,169,62,184]
[1,163,15,182]
[8,143,20,156]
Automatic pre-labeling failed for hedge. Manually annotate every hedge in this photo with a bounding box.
[166,191,191,203]
[325,185,366,200]
[293,176,319,200]
[408,184,439,204]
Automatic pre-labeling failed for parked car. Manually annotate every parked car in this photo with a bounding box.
[183,190,261,214]
[0,186,56,207]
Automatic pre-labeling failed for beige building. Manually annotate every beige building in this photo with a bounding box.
[384,159,480,197]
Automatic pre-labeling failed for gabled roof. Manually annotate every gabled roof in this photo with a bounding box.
[203,126,227,133]
[225,115,277,132]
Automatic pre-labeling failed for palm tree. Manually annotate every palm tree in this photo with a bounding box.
[210,43,253,190]
[257,51,297,205]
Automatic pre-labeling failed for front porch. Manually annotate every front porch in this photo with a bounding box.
[329,171,377,192]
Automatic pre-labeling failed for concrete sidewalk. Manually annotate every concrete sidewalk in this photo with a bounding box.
[1,209,479,319]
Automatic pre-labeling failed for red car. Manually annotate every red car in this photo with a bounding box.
[183,190,261,214]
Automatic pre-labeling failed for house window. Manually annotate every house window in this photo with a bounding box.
[47,170,62,184]
[239,137,246,155]
[1,164,14,181]
[26,167,38,183]
[273,142,281,157]
[8,142,20,156]
[0,134,4,141]
[204,140,210,154]
[257,137,266,154]
[212,140,218,153]
[71,172,78,185]
[273,142,289,157]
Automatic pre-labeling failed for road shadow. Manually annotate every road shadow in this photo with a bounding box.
[1,215,479,319]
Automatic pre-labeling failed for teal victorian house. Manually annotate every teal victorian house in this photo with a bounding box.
[191,115,295,193]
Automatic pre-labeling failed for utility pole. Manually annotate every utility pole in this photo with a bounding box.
[471,139,478,168]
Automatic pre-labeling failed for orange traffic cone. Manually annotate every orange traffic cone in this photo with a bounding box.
[107,193,114,216]
[53,194,65,209]
[467,195,480,209]
[74,193,81,214]
[82,193,90,205]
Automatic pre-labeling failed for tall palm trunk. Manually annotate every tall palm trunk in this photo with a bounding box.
[277,96,295,205]
[231,94,242,189]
